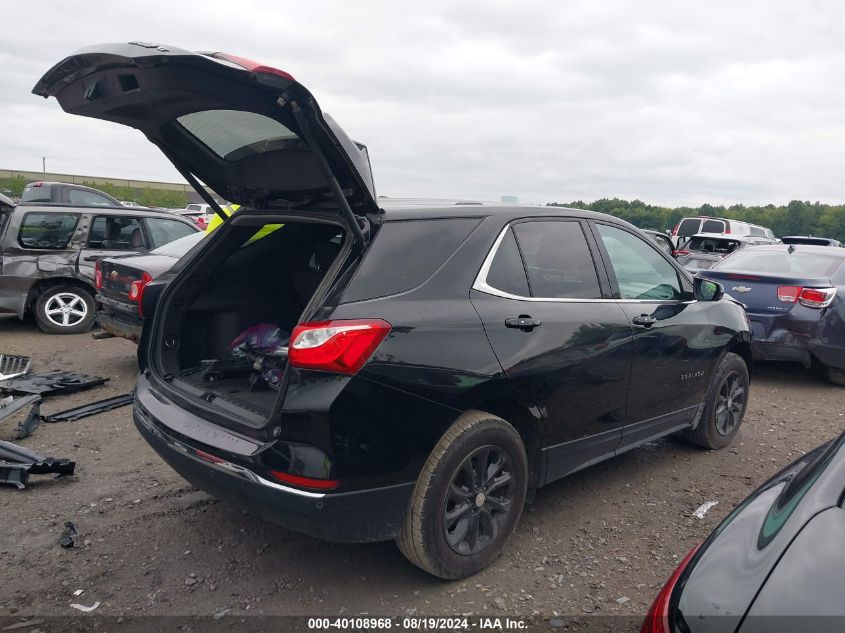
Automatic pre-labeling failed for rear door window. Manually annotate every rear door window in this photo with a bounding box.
[145,217,197,248]
[677,218,701,237]
[342,218,481,302]
[597,224,683,300]
[68,189,114,206]
[512,221,602,299]
[88,216,146,250]
[17,212,79,249]
[485,228,530,297]
[701,219,726,233]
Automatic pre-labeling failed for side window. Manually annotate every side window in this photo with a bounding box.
[145,218,197,248]
[513,221,602,299]
[596,224,683,301]
[17,213,79,249]
[88,216,146,250]
[69,189,113,206]
[485,228,530,297]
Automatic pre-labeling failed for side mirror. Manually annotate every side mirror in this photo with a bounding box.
[694,277,724,302]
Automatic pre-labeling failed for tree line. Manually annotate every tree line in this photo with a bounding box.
[547,198,845,242]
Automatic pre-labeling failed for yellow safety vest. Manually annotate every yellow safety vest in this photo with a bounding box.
[205,204,282,243]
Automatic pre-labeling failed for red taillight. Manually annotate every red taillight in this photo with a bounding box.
[777,285,801,303]
[128,272,153,316]
[288,319,391,375]
[269,471,339,490]
[94,261,102,290]
[671,223,679,236]
[724,227,731,234]
[210,52,295,81]
[641,542,702,633]
[673,249,689,257]
[799,287,836,308]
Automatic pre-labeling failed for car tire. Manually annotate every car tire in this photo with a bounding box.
[826,365,845,387]
[397,410,528,580]
[34,285,96,334]
[684,352,749,450]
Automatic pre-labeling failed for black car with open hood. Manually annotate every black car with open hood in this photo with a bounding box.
[33,42,379,236]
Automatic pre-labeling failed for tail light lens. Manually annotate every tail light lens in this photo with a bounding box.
[641,542,702,633]
[799,287,836,308]
[128,272,153,316]
[94,261,103,290]
[288,319,391,374]
[673,249,689,257]
[778,286,836,308]
[671,223,679,236]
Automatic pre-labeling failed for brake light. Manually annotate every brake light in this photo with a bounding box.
[641,542,702,633]
[288,319,391,374]
[671,223,679,236]
[94,261,102,290]
[210,52,295,81]
[673,249,689,257]
[799,287,836,308]
[724,227,731,234]
[128,272,153,316]
[777,285,801,302]
[269,471,339,490]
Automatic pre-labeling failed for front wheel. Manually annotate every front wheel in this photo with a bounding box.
[826,365,845,387]
[684,352,749,449]
[34,285,96,334]
[397,410,528,579]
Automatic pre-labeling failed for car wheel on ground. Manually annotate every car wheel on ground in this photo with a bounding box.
[34,285,96,334]
[397,410,528,580]
[684,352,749,449]
[826,365,845,387]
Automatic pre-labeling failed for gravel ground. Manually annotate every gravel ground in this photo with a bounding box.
[1,314,843,628]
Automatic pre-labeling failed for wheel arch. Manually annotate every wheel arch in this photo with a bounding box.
[26,276,95,313]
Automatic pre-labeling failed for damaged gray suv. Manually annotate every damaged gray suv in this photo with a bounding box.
[0,203,197,333]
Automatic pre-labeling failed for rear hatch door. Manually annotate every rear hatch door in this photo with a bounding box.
[33,43,378,218]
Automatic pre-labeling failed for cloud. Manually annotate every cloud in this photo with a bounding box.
[1,0,844,206]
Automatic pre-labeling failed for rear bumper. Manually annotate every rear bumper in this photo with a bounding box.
[96,297,142,342]
[752,334,845,370]
[133,376,413,543]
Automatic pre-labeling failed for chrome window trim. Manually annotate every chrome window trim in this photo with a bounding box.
[473,222,695,304]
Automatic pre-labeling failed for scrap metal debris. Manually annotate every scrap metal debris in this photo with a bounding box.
[43,393,134,423]
[0,370,108,397]
[0,394,42,439]
[60,521,80,548]
[0,355,32,381]
[692,501,719,519]
[70,601,100,613]
[0,440,76,490]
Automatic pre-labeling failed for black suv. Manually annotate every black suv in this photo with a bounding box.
[36,43,752,578]
[0,201,197,333]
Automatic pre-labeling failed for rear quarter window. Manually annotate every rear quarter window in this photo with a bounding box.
[342,218,481,302]
[17,212,79,249]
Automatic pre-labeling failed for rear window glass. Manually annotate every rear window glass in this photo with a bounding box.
[18,212,79,249]
[701,219,726,233]
[717,250,844,277]
[686,237,741,253]
[749,226,765,236]
[150,231,205,257]
[677,218,701,236]
[20,185,53,203]
[342,218,481,302]
[177,110,299,161]
[146,218,197,248]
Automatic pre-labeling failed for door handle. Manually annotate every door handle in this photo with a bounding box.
[505,316,542,332]
[83,255,100,262]
[632,315,657,328]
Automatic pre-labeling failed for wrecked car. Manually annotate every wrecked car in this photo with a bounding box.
[0,201,198,333]
[96,231,206,342]
[36,42,752,579]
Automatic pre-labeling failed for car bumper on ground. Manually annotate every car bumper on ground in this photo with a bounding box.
[132,375,414,543]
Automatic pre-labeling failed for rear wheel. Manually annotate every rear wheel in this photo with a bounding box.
[684,352,749,449]
[34,285,96,334]
[397,410,527,579]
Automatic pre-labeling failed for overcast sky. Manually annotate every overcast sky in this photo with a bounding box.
[2,0,845,206]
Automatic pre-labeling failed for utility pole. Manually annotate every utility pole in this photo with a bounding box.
[42,157,46,174]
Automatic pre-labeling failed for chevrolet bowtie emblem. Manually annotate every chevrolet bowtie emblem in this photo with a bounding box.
[732,286,752,293]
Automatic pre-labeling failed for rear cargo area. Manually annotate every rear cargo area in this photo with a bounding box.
[155,219,347,424]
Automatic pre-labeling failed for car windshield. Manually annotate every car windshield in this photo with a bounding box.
[716,249,844,277]
[149,231,205,257]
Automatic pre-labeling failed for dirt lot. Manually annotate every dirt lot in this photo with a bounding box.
[1,314,843,627]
